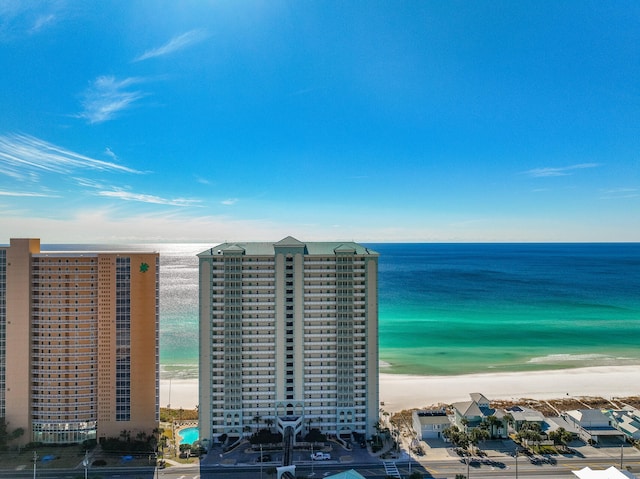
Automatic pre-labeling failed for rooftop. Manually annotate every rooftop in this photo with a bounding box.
[572,466,637,479]
[198,236,379,257]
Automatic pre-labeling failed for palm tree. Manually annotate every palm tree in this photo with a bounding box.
[517,423,543,449]
[151,427,161,449]
[159,435,168,455]
[265,418,274,432]
[503,413,515,433]
[443,426,470,452]
[460,417,469,433]
[9,427,24,443]
[559,427,573,445]
[469,427,490,454]
[253,415,262,432]
[485,415,503,439]
[549,427,573,447]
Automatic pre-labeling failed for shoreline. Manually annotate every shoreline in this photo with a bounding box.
[378,365,640,412]
[159,364,640,412]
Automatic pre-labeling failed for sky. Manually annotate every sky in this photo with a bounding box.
[0,0,638,243]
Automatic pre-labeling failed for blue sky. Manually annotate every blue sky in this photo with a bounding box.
[0,1,638,243]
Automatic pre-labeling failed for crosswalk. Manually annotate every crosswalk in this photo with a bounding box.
[382,460,401,478]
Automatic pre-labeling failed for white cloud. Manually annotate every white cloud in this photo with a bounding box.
[78,76,147,124]
[0,133,141,182]
[97,189,201,207]
[133,29,208,62]
[72,177,106,189]
[599,188,639,200]
[221,198,238,205]
[523,163,600,178]
[29,13,56,34]
[0,3,61,40]
[104,147,118,161]
[0,190,58,197]
[195,176,211,185]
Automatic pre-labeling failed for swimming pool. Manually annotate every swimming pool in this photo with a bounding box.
[178,427,199,445]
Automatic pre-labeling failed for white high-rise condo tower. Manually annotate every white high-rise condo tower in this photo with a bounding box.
[198,236,379,446]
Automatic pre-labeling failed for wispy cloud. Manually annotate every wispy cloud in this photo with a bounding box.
[72,177,107,189]
[0,190,58,197]
[29,13,56,34]
[0,3,61,40]
[104,147,118,161]
[221,198,238,205]
[98,189,201,207]
[0,133,141,183]
[599,187,639,200]
[78,76,147,124]
[523,163,600,178]
[133,29,208,62]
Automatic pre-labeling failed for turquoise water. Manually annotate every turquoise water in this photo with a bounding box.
[178,427,199,445]
[43,242,640,378]
[375,243,640,375]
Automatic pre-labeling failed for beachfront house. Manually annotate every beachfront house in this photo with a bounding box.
[412,409,451,440]
[506,405,546,433]
[470,393,490,409]
[450,393,508,438]
[565,409,626,445]
[451,399,485,430]
[546,415,581,438]
[606,409,640,441]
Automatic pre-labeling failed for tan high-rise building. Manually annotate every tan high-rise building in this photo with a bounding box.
[198,236,379,445]
[0,238,159,444]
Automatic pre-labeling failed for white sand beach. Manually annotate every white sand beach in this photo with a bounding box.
[160,365,640,412]
[379,365,640,412]
[160,379,199,410]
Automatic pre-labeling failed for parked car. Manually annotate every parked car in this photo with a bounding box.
[310,452,331,460]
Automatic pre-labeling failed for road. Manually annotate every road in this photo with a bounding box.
[417,454,640,479]
[1,452,638,478]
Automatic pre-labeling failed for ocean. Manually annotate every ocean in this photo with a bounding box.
[43,242,640,380]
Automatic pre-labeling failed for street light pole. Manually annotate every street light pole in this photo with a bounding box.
[515,450,518,479]
[82,450,89,479]
[260,443,263,479]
